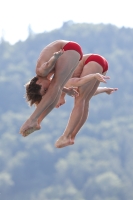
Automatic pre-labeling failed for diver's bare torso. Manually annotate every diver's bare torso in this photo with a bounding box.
[36,40,70,69]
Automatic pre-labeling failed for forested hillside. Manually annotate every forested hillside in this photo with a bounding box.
[0,22,133,200]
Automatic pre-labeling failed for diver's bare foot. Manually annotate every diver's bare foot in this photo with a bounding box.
[21,127,40,137]
[55,135,74,148]
[20,118,40,137]
[71,138,75,145]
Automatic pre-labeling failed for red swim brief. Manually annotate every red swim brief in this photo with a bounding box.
[84,54,108,73]
[63,42,83,61]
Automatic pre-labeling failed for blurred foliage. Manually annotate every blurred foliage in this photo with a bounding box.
[0,22,133,200]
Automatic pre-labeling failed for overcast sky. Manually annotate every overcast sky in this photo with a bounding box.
[0,0,133,44]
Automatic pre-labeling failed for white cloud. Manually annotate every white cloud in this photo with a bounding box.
[0,172,14,187]
[0,0,133,44]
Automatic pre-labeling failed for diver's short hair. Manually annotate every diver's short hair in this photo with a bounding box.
[25,76,42,106]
